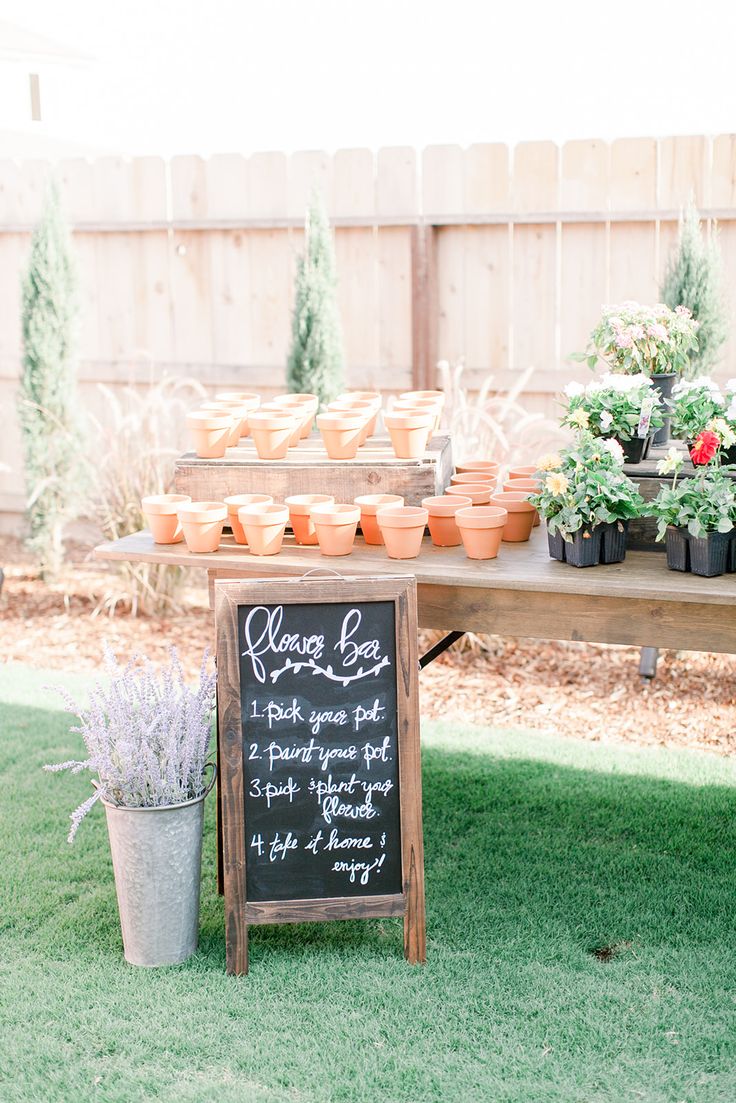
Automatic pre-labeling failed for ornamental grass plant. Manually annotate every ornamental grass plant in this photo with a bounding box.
[530,432,645,541]
[44,645,216,842]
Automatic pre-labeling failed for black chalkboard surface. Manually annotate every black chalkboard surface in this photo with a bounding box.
[215,574,425,976]
[238,599,402,902]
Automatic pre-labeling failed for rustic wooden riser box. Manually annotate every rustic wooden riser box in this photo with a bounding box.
[623,443,736,552]
[174,432,453,507]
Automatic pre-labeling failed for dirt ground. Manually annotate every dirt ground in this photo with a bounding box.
[2,535,735,755]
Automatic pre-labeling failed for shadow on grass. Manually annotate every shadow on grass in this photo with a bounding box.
[3,699,735,972]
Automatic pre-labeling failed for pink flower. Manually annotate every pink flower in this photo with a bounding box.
[628,325,644,340]
[615,332,633,349]
[647,323,667,341]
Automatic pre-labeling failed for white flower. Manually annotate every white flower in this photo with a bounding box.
[657,448,683,476]
[725,378,736,394]
[564,381,585,398]
[602,438,625,465]
[726,398,736,422]
[599,410,614,430]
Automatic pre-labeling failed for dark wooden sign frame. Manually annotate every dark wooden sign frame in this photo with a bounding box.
[214,573,426,976]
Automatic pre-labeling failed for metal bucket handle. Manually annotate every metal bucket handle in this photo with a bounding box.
[202,760,218,798]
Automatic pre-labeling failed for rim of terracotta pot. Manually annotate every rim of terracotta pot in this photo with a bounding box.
[451,472,496,486]
[273,393,319,407]
[186,411,232,429]
[355,494,404,514]
[310,504,361,525]
[215,392,260,407]
[508,465,538,478]
[142,494,191,516]
[238,504,289,525]
[502,478,540,492]
[317,412,364,430]
[202,400,249,414]
[285,494,335,515]
[384,413,434,429]
[248,412,296,430]
[456,505,509,529]
[456,459,499,473]
[338,391,382,405]
[329,399,374,412]
[445,484,491,504]
[399,390,445,406]
[490,492,536,513]
[177,501,227,522]
[393,397,441,411]
[377,506,429,529]
[224,494,273,513]
[422,494,472,516]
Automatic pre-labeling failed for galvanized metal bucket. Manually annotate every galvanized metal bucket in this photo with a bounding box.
[102,767,216,967]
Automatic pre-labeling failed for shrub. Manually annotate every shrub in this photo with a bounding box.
[286,194,344,407]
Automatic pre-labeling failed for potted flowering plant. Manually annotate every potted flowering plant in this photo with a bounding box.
[530,432,645,567]
[45,646,217,967]
[671,377,736,462]
[562,373,664,463]
[650,435,736,577]
[575,301,699,444]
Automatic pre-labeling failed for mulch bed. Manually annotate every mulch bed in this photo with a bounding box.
[2,535,735,755]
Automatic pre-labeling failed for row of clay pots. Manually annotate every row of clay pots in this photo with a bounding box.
[186,387,447,462]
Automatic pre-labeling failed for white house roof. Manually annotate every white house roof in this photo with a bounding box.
[0,20,93,64]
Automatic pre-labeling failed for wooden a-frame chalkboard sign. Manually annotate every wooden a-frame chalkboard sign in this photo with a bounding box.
[214,573,426,975]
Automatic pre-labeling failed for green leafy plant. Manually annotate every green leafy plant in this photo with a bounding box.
[670,377,736,446]
[529,432,645,541]
[650,445,736,539]
[562,373,663,441]
[573,301,699,377]
[661,201,728,379]
[286,194,344,407]
[17,180,80,577]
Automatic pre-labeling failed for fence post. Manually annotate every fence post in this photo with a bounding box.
[410,223,436,392]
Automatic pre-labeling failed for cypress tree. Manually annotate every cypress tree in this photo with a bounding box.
[286,194,344,406]
[661,201,728,378]
[18,180,80,576]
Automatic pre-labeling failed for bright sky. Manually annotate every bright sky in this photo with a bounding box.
[2,0,736,156]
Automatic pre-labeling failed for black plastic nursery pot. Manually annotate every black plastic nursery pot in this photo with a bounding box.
[650,372,677,446]
[600,519,629,564]
[547,525,603,567]
[665,525,731,578]
[617,434,652,464]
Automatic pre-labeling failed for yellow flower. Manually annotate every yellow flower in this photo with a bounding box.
[707,417,736,449]
[568,408,590,429]
[538,452,563,471]
[545,473,569,496]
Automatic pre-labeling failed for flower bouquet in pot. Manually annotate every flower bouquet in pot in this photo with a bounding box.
[650,435,736,577]
[562,373,663,463]
[574,301,699,444]
[529,433,645,567]
[45,645,217,967]
[671,377,736,462]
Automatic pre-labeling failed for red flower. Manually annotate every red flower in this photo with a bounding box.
[690,430,720,465]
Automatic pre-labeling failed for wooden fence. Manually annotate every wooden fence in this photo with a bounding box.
[1,135,735,526]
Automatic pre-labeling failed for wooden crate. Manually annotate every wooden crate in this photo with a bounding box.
[624,443,736,552]
[174,432,454,506]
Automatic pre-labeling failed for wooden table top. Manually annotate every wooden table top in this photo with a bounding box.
[94,527,736,608]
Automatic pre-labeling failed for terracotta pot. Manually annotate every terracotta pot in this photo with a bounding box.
[456,505,508,560]
[224,494,273,545]
[176,501,227,553]
[508,465,539,480]
[317,412,364,460]
[141,494,191,544]
[338,390,382,409]
[238,503,289,556]
[310,504,361,556]
[273,394,319,438]
[450,471,497,489]
[354,494,404,545]
[248,411,297,460]
[502,478,541,526]
[445,483,492,506]
[376,505,428,559]
[490,492,536,542]
[259,403,302,447]
[422,494,472,547]
[328,400,376,442]
[285,494,335,545]
[201,401,249,446]
[399,389,445,414]
[384,412,433,459]
[455,459,499,476]
[214,393,260,436]
[186,411,232,459]
[392,397,442,431]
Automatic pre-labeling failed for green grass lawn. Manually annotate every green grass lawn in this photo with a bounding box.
[1,663,735,1103]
